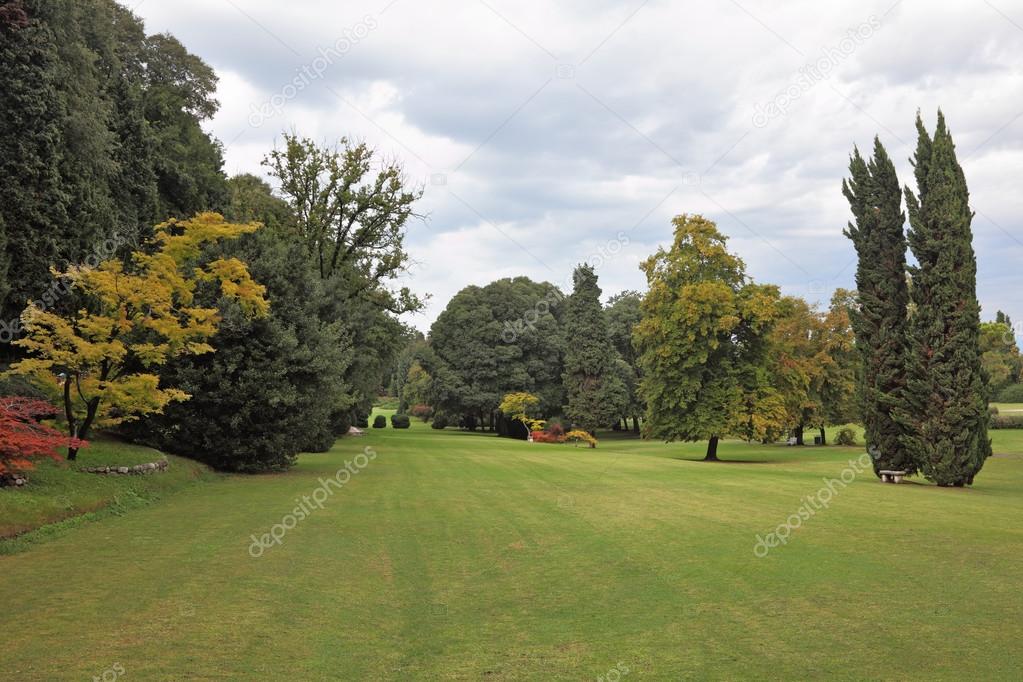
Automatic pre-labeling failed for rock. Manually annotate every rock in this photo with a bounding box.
[146,462,157,470]
[117,467,129,474]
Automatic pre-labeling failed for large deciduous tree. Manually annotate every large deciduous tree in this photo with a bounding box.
[562,265,626,433]
[263,134,424,313]
[634,214,779,460]
[843,137,915,475]
[900,111,991,486]
[7,213,268,460]
[429,277,566,427]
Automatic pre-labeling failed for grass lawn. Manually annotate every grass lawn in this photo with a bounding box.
[2,417,1022,680]
[0,436,215,547]
[993,402,1023,414]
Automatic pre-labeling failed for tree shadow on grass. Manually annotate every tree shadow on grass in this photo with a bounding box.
[669,457,777,464]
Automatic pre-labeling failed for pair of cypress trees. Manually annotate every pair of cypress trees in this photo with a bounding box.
[844,111,990,487]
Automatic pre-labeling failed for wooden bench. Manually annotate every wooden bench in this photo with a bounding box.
[879,470,907,484]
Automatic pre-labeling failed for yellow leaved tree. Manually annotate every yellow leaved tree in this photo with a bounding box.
[7,213,269,460]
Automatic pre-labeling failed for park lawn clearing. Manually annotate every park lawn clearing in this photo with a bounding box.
[1,417,1022,679]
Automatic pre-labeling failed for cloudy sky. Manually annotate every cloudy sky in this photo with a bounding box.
[124,0,1023,334]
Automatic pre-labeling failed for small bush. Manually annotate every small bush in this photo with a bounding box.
[997,383,1023,403]
[834,427,857,446]
[991,415,1023,429]
[531,430,563,443]
[547,423,565,438]
[411,404,433,421]
[372,415,386,429]
[431,414,449,429]
[355,414,369,428]
[565,430,598,448]
[391,413,411,429]
[989,405,1000,417]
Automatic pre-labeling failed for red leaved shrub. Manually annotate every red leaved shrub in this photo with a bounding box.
[0,397,85,482]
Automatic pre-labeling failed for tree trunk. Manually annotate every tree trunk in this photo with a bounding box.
[63,376,77,460]
[705,435,720,461]
[794,425,804,446]
[819,426,827,446]
[632,416,640,433]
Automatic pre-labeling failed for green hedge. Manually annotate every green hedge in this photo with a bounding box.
[372,415,386,429]
[391,414,411,429]
[996,384,1023,403]
[991,415,1023,429]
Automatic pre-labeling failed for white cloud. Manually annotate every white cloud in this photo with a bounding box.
[125,0,1023,330]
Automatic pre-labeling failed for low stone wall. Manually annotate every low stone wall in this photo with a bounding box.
[82,460,169,475]
[1,473,28,487]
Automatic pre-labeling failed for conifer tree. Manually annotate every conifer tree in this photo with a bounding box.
[901,111,991,486]
[562,265,626,433]
[843,137,915,475]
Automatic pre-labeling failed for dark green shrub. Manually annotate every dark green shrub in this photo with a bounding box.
[991,415,1023,429]
[391,413,411,429]
[431,414,449,429]
[356,414,369,428]
[373,415,386,428]
[835,427,857,446]
[997,384,1023,403]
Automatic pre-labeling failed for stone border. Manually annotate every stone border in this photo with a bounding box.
[81,460,169,475]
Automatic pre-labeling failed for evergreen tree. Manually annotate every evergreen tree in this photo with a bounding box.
[842,137,915,475]
[605,291,644,431]
[125,230,354,471]
[561,265,626,433]
[901,111,991,486]
[0,1,69,328]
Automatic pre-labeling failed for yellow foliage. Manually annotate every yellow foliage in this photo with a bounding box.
[5,213,268,435]
[564,430,598,448]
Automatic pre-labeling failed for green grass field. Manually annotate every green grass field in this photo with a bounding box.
[2,417,1022,680]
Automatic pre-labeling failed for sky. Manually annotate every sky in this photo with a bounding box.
[123,0,1023,336]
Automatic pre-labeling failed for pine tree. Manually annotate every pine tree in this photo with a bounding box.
[843,137,915,475]
[562,264,626,433]
[901,111,991,486]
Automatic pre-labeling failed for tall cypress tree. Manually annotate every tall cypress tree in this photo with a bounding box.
[901,111,991,486]
[562,264,626,433]
[843,138,914,475]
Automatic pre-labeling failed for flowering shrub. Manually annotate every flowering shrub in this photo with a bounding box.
[1,397,86,482]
